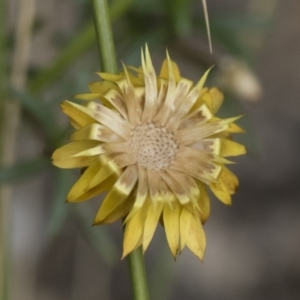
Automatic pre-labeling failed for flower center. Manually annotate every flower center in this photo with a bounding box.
[129,123,178,171]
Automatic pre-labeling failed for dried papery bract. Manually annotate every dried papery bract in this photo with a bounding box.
[52,46,246,260]
[202,0,212,53]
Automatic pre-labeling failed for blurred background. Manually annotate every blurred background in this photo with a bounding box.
[1,0,300,299]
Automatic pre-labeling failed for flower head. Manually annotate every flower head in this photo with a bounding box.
[52,46,246,260]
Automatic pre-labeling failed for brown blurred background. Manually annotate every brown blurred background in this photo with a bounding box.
[2,0,300,299]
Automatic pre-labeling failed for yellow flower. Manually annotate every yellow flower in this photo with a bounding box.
[52,46,246,260]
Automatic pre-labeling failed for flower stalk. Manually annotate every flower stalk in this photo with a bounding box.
[90,0,150,299]
[127,247,150,300]
[91,0,118,73]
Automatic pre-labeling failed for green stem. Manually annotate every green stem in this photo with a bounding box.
[127,247,150,300]
[91,0,118,73]
[90,0,150,299]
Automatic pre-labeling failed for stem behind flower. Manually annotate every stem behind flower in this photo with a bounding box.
[90,1,150,299]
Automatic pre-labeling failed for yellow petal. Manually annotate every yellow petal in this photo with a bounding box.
[199,90,213,112]
[64,101,131,139]
[176,116,241,145]
[159,170,190,205]
[72,145,105,157]
[95,193,134,225]
[74,93,101,101]
[97,72,124,82]
[101,88,128,119]
[219,165,239,195]
[103,141,129,154]
[110,153,136,169]
[189,87,208,113]
[127,65,143,76]
[156,79,168,112]
[67,159,102,202]
[52,141,100,169]
[220,139,247,157]
[211,154,234,165]
[87,155,121,190]
[70,175,117,203]
[165,169,200,205]
[94,165,138,224]
[69,118,81,130]
[159,59,181,82]
[197,182,210,223]
[208,87,224,113]
[173,79,198,105]
[132,167,148,212]
[170,161,219,185]
[87,101,131,135]
[226,122,245,133]
[163,201,181,258]
[192,138,221,155]
[122,205,147,258]
[115,73,144,93]
[61,101,95,128]
[88,80,118,94]
[147,169,163,203]
[145,172,174,210]
[143,200,163,252]
[176,121,229,145]
[190,87,223,115]
[210,178,231,205]
[172,146,222,182]
[179,208,192,251]
[171,68,212,124]
[142,45,158,122]
[179,103,213,130]
[121,65,142,125]
[52,154,96,169]
[69,124,122,143]
[153,51,176,125]
[166,78,194,129]
[212,131,233,141]
[184,210,206,260]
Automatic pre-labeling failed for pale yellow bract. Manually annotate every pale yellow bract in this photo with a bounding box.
[52,46,246,260]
